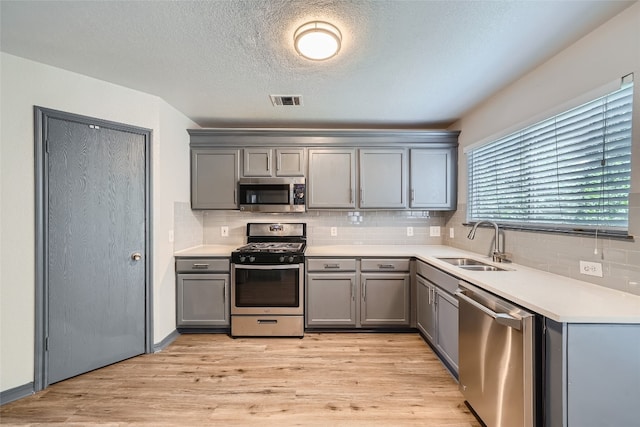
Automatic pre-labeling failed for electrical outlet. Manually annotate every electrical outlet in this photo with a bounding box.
[430,226,441,237]
[168,230,174,243]
[221,226,229,237]
[330,227,338,237]
[449,228,455,239]
[407,226,414,237]
[579,261,603,277]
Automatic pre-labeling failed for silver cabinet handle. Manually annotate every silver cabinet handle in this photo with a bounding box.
[378,264,395,269]
[192,263,209,269]
[131,252,142,261]
[276,154,280,171]
[362,281,366,301]
[360,188,364,204]
[455,291,522,330]
[267,156,271,172]
[324,264,340,269]
[350,188,354,204]
[411,189,415,202]
[233,188,237,204]
[350,279,355,301]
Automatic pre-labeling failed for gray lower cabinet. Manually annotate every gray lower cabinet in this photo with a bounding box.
[359,149,407,209]
[191,149,239,209]
[242,147,305,177]
[360,273,410,326]
[409,148,457,210]
[416,275,436,342]
[308,149,357,209]
[545,320,640,427]
[176,258,230,328]
[416,260,459,375]
[306,273,357,327]
[306,257,411,328]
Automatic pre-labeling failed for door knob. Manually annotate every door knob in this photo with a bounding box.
[131,252,142,261]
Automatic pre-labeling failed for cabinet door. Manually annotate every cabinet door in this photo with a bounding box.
[191,149,239,209]
[276,148,305,176]
[308,149,357,209]
[360,273,410,327]
[243,148,273,177]
[435,289,459,374]
[177,274,229,327]
[416,275,436,343]
[359,149,406,209]
[306,273,357,327]
[410,148,457,209]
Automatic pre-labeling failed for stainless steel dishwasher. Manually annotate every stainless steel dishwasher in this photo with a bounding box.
[456,281,538,427]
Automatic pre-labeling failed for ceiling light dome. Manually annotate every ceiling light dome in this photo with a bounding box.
[294,21,342,61]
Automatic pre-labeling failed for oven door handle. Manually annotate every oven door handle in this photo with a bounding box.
[233,264,301,271]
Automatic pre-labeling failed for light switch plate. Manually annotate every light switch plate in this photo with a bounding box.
[430,226,441,237]
[449,228,455,239]
[221,226,229,237]
[168,229,174,243]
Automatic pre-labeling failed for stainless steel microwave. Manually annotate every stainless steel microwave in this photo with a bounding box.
[238,177,306,213]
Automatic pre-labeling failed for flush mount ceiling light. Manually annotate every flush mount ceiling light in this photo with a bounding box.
[294,21,342,61]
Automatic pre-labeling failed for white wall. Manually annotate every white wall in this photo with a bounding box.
[446,3,640,294]
[0,53,196,392]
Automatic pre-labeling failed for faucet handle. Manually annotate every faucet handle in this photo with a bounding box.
[492,251,512,263]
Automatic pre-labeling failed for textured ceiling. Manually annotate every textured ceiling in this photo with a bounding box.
[0,0,635,128]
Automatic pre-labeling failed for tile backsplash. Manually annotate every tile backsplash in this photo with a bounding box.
[443,196,640,296]
[174,194,640,296]
[173,202,444,249]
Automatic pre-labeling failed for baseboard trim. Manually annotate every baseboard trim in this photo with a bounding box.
[0,382,34,405]
[153,329,180,353]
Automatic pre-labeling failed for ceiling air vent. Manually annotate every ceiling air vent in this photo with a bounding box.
[270,95,303,107]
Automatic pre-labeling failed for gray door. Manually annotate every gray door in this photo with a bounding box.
[46,116,147,384]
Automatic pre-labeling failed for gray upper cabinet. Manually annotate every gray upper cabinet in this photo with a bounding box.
[409,148,457,210]
[243,148,305,177]
[359,149,407,209]
[191,149,239,209]
[308,149,357,209]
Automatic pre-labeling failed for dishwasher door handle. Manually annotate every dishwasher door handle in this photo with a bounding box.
[456,291,522,330]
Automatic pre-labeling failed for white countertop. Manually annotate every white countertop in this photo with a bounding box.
[175,244,640,324]
[174,244,239,257]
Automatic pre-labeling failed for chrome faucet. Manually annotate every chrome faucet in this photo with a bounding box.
[467,220,508,263]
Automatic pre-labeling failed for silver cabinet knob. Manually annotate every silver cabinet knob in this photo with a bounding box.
[131,252,142,261]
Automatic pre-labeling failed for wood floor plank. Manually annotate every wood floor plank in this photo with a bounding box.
[1,333,480,426]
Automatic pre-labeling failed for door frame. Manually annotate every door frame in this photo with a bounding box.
[33,106,153,391]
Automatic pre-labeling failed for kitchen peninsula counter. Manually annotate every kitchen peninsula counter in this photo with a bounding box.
[174,244,640,323]
[306,245,640,324]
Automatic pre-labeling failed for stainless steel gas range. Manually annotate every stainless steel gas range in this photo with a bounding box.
[230,223,306,337]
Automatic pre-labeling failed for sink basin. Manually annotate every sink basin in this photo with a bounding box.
[436,257,507,271]
[458,265,506,272]
[436,257,487,266]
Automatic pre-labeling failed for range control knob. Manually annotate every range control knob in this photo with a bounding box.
[279,256,285,262]
[240,256,246,263]
[288,256,295,263]
[249,256,256,263]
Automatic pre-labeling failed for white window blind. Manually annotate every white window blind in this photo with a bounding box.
[467,82,633,232]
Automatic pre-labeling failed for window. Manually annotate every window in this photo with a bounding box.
[467,80,633,234]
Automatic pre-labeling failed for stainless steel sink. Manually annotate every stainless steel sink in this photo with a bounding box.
[436,257,487,266]
[436,257,507,271]
[458,265,506,272]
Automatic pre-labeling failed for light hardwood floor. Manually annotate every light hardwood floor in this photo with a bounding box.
[1,333,481,426]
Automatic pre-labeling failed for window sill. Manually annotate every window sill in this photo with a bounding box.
[463,223,634,241]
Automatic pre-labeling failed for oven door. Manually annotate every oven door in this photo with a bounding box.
[231,263,304,315]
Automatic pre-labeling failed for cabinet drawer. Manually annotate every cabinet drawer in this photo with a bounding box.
[416,261,458,294]
[176,258,229,273]
[361,258,410,272]
[307,258,357,272]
